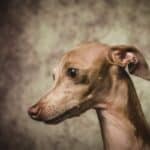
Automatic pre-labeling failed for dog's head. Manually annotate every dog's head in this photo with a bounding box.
[28,43,150,124]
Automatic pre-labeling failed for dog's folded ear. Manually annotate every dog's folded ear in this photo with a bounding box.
[108,45,150,81]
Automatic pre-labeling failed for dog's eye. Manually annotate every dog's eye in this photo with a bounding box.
[67,68,78,78]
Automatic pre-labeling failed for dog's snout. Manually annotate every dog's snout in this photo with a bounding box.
[28,104,41,120]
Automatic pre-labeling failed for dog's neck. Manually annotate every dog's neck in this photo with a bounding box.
[95,67,150,150]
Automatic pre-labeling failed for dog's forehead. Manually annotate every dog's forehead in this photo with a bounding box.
[60,43,109,69]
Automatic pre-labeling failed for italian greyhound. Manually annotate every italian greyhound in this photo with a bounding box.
[28,43,150,150]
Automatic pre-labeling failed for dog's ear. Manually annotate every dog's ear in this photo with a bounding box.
[108,45,150,80]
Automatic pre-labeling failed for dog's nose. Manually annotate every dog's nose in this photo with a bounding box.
[28,104,41,120]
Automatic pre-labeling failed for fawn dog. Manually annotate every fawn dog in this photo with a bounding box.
[28,43,150,150]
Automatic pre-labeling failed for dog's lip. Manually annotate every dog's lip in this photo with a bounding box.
[37,99,95,124]
[44,106,80,124]
[43,100,95,125]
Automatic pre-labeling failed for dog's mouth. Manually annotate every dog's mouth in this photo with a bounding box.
[44,106,80,124]
[44,100,95,124]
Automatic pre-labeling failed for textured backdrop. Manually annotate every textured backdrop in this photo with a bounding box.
[0,0,150,150]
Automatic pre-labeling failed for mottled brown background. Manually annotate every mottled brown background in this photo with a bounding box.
[0,0,150,150]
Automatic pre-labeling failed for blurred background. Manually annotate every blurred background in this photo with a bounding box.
[0,0,150,150]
